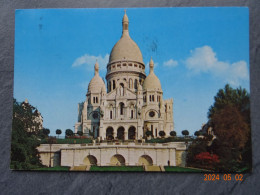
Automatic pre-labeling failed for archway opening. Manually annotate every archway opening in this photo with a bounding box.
[110,154,125,166]
[128,126,136,140]
[138,155,153,166]
[106,127,114,140]
[117,127,125,140]
[83,155,97,166]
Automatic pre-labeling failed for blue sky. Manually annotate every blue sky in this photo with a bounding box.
[14,8,249,136]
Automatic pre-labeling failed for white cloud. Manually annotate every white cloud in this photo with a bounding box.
[146,61,158,68]
[163,59,178,67]
[185,45,249,86]
[72,54,109,70]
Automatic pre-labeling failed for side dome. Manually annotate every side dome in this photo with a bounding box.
[109,11,143,64]
[88,76,105,93]
[88,61,106,93]
[143,72,162,91]
[143,57,162,91]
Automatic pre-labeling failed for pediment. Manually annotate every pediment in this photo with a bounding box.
[106,87,137,100]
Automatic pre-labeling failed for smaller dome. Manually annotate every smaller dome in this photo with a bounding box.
[101,85,106,93]
[143,72,162,91]
[88,76,105,93]
[143,57,162,91]
[88,62,106,93]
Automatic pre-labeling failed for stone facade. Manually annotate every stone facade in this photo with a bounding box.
[74,11,174,141]
[37,142,187,167]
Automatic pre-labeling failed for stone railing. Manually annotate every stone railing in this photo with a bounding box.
[37,141,188,153]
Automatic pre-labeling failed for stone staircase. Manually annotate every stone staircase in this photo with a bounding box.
[69,165,90,171]
[144,165,164,172]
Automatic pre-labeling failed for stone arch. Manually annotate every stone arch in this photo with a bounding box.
[83,155,97,166]
[117,126,125,140]
[138,155,153,166]
[128,126,136,140]
[110,154,125,166]
[106,126,114,140]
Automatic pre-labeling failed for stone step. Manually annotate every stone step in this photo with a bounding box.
[145,165,161,172]
[69,165,88,171]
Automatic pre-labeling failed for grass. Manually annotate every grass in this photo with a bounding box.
[89,166,144,172]
[34,166,70,171]
[164,166,208,172]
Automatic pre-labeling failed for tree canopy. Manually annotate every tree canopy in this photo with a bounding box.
[145,130,152,136]
[56,129,62,135]
[11,98,43,170]
[187,84,251,172]
[208,84,250,123]
[42,128,50,136]
[182,130,189,136]
[77,131,83,136]
[159,131,166,137]
[65,129,74,137]
[170,131,176,137]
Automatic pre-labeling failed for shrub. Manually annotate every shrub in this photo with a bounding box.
[145,131,152,136]
[159,131,166,137]
[182,130,189,136]
[170,131,176,137]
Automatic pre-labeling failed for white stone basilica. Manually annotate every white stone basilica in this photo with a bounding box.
[75,12,174,141]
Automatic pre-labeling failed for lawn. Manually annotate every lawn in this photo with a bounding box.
[89,166,144,172]
[164,166,209,172]
[34,166,70,171]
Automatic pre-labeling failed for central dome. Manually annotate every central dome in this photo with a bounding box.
[109,11,143,64]
[109,36,143,63]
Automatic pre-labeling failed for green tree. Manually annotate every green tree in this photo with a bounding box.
[194,131,199,136]
[208,84,250,124]
[77,131,83,138]
[42,128,50,137]
[182,130,189,137]
[159,131,166,137]
[212,105,249,153]
[65,129,74,137]
[209,85,251,171]
[56,129,62,138]
[11,98,43,170]
[145,130,152,137]
[170,131,176,137]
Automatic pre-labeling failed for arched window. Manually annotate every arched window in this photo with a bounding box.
[149,95,151,102]
[134,79,137,89]
[108,81,111,92]
[93,97,95,103]
[113,80,115,90]
[96,97,98,103]
[110,110,112,119]
[120,103,124,115]
[131,110,134,119]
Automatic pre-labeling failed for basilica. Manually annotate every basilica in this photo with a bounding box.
[74,11,174,141]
